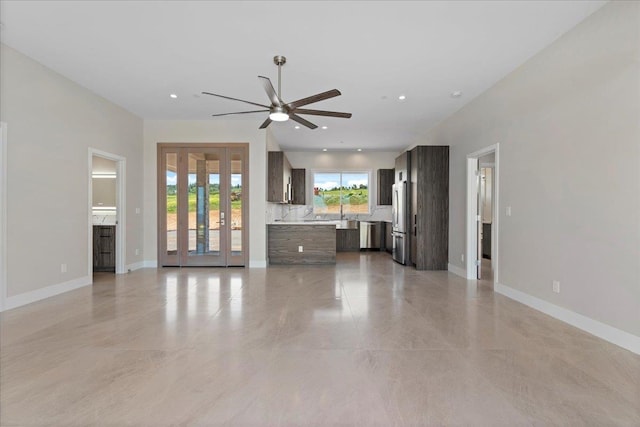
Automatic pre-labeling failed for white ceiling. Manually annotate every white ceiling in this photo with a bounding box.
[0,1,606,151]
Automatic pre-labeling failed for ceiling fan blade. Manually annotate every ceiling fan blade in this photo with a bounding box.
[202,92,269,109]
[259,117,272,129]
[289,114,318,129]
[287,89,341,109]
[211,109,269,117]
[291,108,352,119]
[258,76,281,107]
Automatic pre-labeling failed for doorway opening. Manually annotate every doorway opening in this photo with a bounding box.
[0,122,7,311]
[88,149,126,276]
[478,155,495,282]
[466,144,499,285]
[157,143,249,267]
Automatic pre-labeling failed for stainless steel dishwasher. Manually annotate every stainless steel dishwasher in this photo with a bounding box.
[359,221,381,250]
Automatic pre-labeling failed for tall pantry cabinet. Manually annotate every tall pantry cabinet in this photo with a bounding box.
[410,146,449,270]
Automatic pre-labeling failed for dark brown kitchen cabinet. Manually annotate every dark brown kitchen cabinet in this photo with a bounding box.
[267,151,292,203]
[409,146,449,270]
[336,228,360,252]
[93,225,115,272]
[291,168,306,205]
[377,168,394,205]
[384,222,393,253]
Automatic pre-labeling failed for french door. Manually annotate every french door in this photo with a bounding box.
[158,144,248,267]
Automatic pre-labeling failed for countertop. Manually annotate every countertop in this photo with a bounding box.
[269,220,359,230]
[269,221,339,225]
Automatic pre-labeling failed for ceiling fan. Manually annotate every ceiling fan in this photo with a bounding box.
[202,55,352,130]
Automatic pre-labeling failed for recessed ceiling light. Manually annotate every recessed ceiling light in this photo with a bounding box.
[357,148,363,152]
[294,125,300,129]
[321,126,328,130]
[398,95,406,100]
[451,91,462,98]
[170,94,178,99]
[322,148,328,152]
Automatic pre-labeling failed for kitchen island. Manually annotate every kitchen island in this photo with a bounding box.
[268,223,337,265]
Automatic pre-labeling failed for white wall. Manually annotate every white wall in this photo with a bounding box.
[419,2,640,337]
[0,43,144,300]
[143,120,267,267]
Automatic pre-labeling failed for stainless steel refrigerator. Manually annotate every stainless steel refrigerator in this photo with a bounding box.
[392,181,409,264]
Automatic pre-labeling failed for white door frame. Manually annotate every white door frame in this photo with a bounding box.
[88,148,127,275]
[466,143,499,284]
[0,123,7,311]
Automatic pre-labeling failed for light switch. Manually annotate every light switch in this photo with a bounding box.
[506,206,512,217]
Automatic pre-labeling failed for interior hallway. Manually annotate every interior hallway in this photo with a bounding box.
[1,252,639,425]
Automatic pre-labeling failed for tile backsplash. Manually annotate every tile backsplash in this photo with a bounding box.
[267,203,392,223]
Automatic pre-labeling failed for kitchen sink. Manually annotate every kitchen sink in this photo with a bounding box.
[336,220,358,229]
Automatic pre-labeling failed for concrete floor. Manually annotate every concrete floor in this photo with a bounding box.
[1,252,639,425]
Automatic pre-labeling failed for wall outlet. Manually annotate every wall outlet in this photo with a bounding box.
[61,263,67,273]
[506,206,512,217]
[553,280,560,293]
[135,248,140,256]
[298,245,303,253]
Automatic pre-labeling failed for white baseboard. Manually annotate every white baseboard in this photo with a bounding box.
[448,263,467,279]
[249,260,267,268]
[142,260,158,268]
[495,283,640,355]
[125,261,146,272]
[3,275,92,311]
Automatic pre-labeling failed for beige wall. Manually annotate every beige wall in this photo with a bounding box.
[0,43,144,297]
[419,2,640,336]
[142,120,267,266]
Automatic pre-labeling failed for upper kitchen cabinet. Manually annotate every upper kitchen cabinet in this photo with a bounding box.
[377,168,394,205]
[267,151,292,203]
[291,168,306,205]
[409,146,449,270]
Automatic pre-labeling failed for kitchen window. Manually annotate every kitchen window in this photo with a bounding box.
[312,171,370,215]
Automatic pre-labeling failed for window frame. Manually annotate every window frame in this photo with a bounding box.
[310,169,372,216]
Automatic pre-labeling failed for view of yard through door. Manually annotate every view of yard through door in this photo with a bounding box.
[159,144,248,267]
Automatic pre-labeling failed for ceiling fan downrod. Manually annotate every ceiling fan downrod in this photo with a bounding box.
[274,55,286,100]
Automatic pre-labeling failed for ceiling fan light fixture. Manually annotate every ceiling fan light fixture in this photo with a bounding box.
[269,106,289,122]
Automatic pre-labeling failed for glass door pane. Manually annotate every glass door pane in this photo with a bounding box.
[208,157,221,255]
[228,148,245,265]
[166,153,178,255]
[182,149,226,266]
[159,151,179,266]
